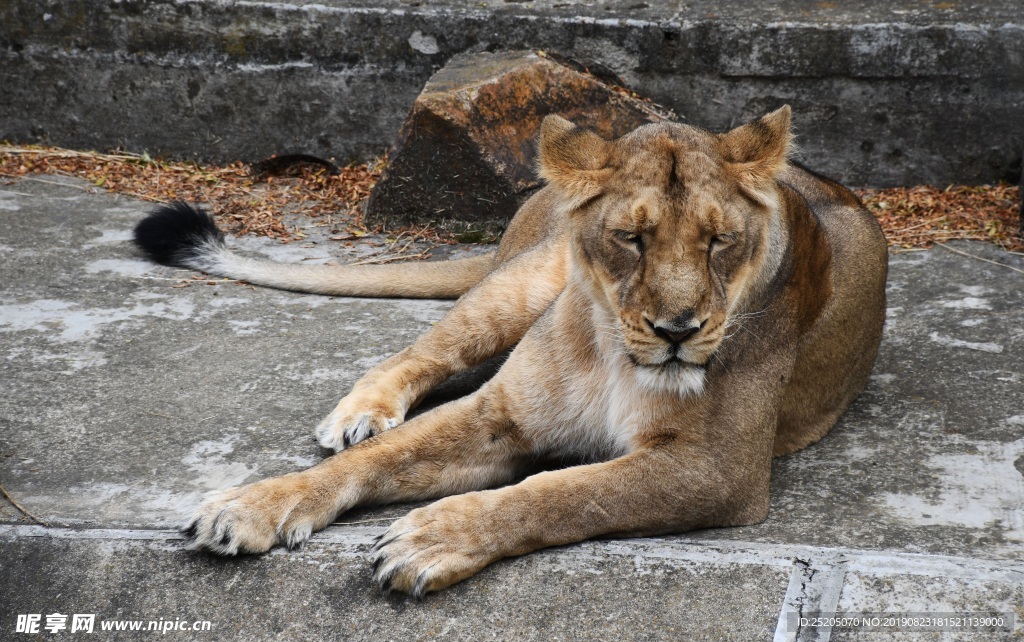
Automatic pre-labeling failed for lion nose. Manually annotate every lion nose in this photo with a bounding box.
[647,312,702,345]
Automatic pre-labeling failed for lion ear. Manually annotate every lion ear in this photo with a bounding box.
[537,115,612,208]
[719,106,793,188]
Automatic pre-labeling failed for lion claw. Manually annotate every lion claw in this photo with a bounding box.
[315,408,401,452]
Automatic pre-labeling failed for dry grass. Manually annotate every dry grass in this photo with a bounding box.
[1,144,1021,252]
[856,184,1022,252]
[0,144,447,245]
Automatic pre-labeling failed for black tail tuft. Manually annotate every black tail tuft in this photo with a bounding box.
[133,201,225,268]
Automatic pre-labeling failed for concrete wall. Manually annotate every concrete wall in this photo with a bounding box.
[2,0,1022,187]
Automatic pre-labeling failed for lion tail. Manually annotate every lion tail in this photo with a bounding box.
[132,202,494,298]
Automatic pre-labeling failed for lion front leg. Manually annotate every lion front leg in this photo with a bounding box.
[370,447,770,597]
[181,469,354,555]
[316,242,568,451]
[184,388,533,555]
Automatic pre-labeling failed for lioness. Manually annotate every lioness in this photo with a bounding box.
[134,106,887,597]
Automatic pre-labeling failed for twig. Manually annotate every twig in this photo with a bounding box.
[346,223,438,265]
[20,176,97,192]
[899,229,988,239]
[114,190,170,204]
[331,518,396,525]
[351,251,432,265]
[0,484,49,527]
[887,217,947,234]
[936,242,1024,275]
[349,234,412,265]
[0,145,149,163]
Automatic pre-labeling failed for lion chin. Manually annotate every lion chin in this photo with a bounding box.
[632,360,707,397]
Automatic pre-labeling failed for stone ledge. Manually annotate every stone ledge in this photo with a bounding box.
[2,0,1022,187]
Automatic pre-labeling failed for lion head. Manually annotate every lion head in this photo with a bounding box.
[538,107,794,394]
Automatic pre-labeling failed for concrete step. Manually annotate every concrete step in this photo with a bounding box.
[2,0,1022,187]
[3,526,1023,641]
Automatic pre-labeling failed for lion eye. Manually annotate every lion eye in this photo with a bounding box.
[710,233,737,252]
[614,230,644,253]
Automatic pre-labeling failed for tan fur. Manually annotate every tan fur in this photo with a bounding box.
[182,107,887,597]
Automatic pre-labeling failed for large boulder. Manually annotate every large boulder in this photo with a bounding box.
[364,50,673,232]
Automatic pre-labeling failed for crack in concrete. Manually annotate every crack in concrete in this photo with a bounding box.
[774,557,851,642]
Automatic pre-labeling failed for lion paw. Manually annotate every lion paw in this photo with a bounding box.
[368,497,495,598]
[315,404,401,452]
[180,474,331,555]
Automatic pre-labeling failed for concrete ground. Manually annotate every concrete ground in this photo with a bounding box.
[1,176,1022,640]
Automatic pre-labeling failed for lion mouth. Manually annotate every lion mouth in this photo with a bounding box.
[626,352,707,371]
[656,356,707,370]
